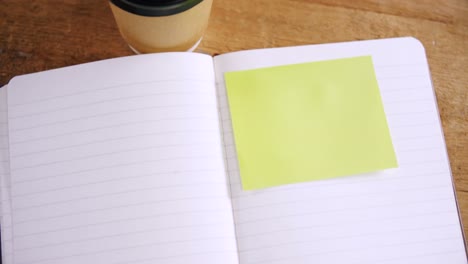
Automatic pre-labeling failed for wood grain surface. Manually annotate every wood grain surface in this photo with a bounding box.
[0,0,467,239]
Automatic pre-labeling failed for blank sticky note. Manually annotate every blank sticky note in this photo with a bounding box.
[225,56,398,190]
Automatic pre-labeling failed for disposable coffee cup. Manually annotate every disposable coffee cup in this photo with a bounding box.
[109,0,213,53]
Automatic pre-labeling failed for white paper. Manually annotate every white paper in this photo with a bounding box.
[213,37,467,264]
[0,86,13,264]
[6,53,239,264]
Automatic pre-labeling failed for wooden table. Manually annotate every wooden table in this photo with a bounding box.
[1,0,467,236]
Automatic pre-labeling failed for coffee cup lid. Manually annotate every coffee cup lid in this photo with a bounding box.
[110,0,204,16]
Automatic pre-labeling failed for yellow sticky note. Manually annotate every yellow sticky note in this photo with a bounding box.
[225,56,398,190]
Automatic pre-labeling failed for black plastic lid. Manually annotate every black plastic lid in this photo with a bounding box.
[110,0,204,17]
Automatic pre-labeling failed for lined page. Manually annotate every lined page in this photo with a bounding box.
[7,53,238,264]
[214,38,467,264]
[0,87,13,264]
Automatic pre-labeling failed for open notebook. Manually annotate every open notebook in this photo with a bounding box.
[0,37,466,264]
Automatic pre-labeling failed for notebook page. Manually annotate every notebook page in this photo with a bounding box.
[214,38,467,264]
[7,53,238,264]
[0,87,13,264]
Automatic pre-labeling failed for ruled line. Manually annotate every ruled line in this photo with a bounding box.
[235,201,454,226]
[8,78,212,107]
[20,236,236,264]
[15,221,231,251]
[12,155,216,184]
[11,168,219,197]
[382,99,435,105]
[379,85,429,92]
[389,122,440,129]
[13,183,227,224]
[231,182,449,200]
[11,128,217,158]
[9,103,216,133]
[246,237,461,264]
[110,250,238,264]
[12,182,226,211]
[376,74,428,80]
[14,207,229,238]
[11,142,215,171]
[238,223,458,252]
[11,117,217,145]
[386,110,434,116]
[232,183,449,212]
[228,169,449,190]
[9,90,213,119]
[376,249,465,263]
